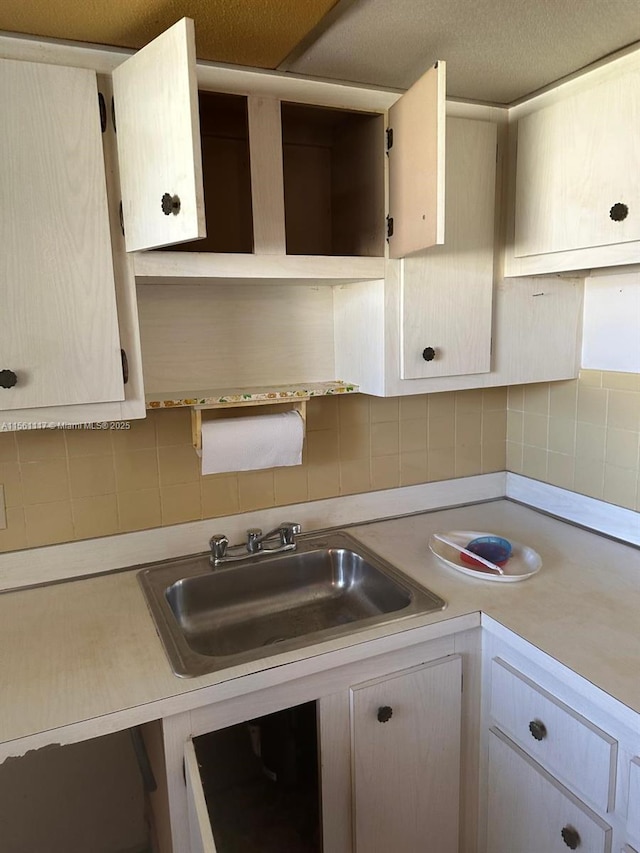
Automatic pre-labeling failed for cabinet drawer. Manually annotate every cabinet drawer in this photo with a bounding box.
[629,757,640,843]
[488,728,612,853]
[491,658,617,811]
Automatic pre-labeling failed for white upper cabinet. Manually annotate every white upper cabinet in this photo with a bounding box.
[515,65,640,257]
[388,61,446,259]
[506,49,640,276]
[400,117,496,379]
[117,21,445,266]
[112,18,206,252]
[334,115,506,395]
[0,58,124,412]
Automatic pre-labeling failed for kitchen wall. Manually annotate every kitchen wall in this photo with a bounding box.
[506,269,640,511]
[0,387,507,552]
[2,360,637,558]
[581,270,640,372]
[507,370,640,510]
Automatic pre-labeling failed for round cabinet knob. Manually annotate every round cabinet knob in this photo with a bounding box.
[422,347,437,362]
[561,825,581,849]
[161,193,181,216]
[0,369,17,389]
[377,706,393,723]
[528,719,547,741]
[609,202,629,222]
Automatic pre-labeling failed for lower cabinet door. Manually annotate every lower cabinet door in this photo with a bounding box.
[629,757,640,844]
[487,727,612,853]
[184,739,217,853]
[351,655,462,853]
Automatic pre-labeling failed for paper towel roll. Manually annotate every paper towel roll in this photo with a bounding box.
[200,409,304,475]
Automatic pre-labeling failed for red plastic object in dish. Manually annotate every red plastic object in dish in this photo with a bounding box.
[459,536,511,568]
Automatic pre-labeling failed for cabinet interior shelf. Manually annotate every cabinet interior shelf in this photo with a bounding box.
[133,252,385,285]
[146,381,359,409]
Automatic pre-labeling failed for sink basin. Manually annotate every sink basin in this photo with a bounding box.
[138,531,445,677]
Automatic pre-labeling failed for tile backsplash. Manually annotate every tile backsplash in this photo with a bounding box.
[0,388,507,552]
[507,370,640,510]
[3,370,638,555]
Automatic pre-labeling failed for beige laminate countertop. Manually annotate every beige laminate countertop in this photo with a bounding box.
[1,498,639,755]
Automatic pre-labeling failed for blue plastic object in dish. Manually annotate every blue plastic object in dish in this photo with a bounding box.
[461,535,512,567]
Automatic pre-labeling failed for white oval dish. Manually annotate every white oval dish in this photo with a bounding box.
[428,530,542,582]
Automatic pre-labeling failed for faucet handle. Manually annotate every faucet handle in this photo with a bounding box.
[209,534,229,563]
[279,522,301,546]
[246,528,263,553]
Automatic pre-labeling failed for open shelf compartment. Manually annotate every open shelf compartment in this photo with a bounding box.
[282,102,386,258]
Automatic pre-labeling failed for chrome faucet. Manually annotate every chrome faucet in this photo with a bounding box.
[209,522,301,567]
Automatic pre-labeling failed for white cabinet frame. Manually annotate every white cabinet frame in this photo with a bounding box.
[157,633,469,853]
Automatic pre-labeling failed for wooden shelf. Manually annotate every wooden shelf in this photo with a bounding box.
[133,252,385,285]
[146,381,358,409]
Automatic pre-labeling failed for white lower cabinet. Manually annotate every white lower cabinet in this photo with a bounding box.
[628,758,640,846]
[483,630,640,853]
[490,658,617,812]
[487,727,612,853]
[155,643,465,853]
[184,738,217,853]
[146,627,640,853]
[351,656,462,853]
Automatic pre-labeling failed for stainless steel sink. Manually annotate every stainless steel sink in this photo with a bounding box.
[138,531,445,677]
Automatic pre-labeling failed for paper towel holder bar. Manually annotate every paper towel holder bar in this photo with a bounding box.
[191,398,309,453]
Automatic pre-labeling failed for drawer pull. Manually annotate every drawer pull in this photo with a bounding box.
[528,719,547,741]
[377,706,393,723]
[561,825,581,849]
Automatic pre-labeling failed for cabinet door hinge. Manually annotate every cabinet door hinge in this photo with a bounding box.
[386,127,393,153]
[98,93,107,133]
[386,215,394,240]
[119,201,125,237]
[111,96,117,133]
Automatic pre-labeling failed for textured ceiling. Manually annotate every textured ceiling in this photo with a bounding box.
[0,0,338,68]
[285,0,640,104]
[1,0,639,104]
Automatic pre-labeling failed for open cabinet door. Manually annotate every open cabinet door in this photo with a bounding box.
[184,739,217,853]
[388,61,446,258]
[112,18,205,252]
[0,58,124,410]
